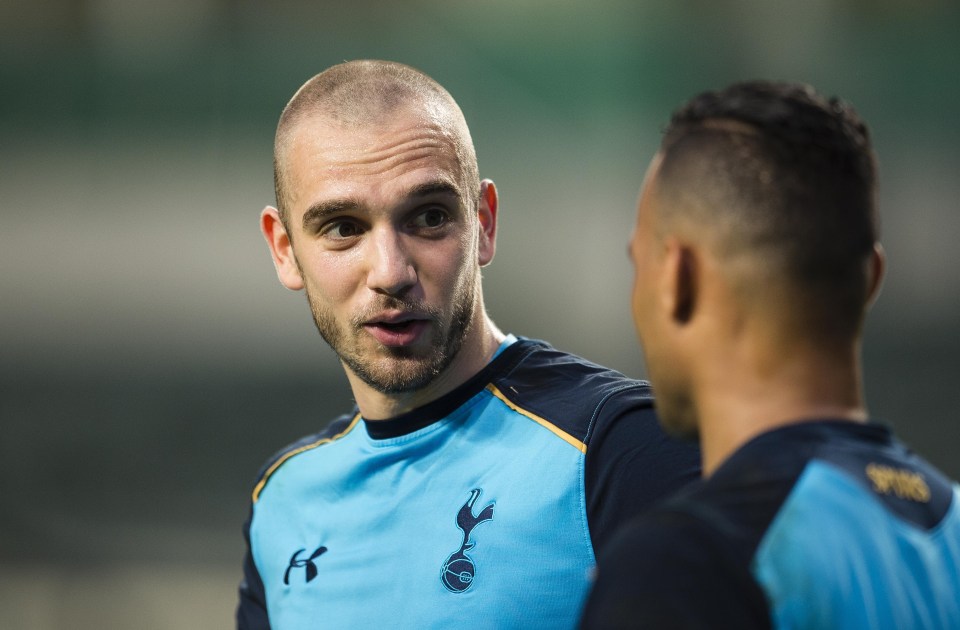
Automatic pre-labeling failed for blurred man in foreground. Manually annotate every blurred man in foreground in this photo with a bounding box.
[582,81,960,628]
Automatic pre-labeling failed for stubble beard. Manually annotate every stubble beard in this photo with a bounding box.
[305,276,478,395]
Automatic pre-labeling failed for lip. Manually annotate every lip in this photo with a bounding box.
[362,312,431,347]
[364,311,424,325]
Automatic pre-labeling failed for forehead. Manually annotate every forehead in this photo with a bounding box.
[281,109,465,214]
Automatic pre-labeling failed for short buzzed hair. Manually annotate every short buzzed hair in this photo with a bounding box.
[273,60,480,226]
[656,81,879,337]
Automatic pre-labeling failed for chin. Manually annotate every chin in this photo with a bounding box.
[350,355,444,394]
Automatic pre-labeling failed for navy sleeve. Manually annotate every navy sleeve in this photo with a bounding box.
[584,386,701,552]
[237,506,271,630]
[580,510,771,629]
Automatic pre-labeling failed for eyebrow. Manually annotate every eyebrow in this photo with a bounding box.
[302,198,362,229]
[300,179,463,229]
[405,179,462,201]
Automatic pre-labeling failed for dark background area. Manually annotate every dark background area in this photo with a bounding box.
[2,1,958,627]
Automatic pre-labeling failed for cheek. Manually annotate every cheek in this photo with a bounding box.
[299,250,362,307]
[420,239,474,293]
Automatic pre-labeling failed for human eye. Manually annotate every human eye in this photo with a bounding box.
[408,207,450,231]
[321,219,364,241]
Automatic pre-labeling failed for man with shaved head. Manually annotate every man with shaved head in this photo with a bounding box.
[236,60,699,629]
[581,82,960,628]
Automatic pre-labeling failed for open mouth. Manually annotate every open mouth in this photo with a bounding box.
[374,320,419,333]
[363,318,430,346]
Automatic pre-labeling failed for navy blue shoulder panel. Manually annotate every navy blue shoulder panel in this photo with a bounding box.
[794,422,955,530]
[490,338,653,444]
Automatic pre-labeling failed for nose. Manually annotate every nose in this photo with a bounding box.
[366,227,417,295]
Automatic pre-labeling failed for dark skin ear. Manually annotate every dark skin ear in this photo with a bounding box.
[664,239,697,325]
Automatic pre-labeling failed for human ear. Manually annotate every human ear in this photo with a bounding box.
[477,179,498,267]
[663,239,697,325]
[260,206,304,291]
[865,242,886,308]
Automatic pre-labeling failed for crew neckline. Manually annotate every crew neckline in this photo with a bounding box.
[363,335,527,441]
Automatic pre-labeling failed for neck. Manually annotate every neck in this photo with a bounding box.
[347,313,504,420]
[696,334,868,476]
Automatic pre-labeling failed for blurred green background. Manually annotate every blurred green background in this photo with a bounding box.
[2,1,958,627]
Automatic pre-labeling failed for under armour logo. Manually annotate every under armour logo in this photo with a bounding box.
[283,546,328,585]
[441,488,495,593]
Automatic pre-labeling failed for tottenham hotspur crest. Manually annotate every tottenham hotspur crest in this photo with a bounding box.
[440,488,495,593]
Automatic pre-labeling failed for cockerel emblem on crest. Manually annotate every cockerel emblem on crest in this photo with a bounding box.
[441,488,495,593]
